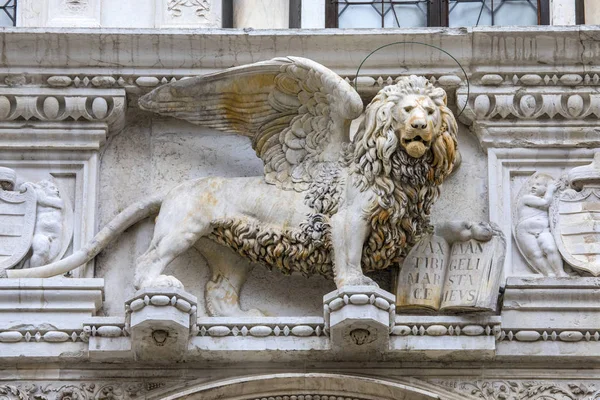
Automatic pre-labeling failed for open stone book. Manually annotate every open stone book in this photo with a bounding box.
[396,233,505,313]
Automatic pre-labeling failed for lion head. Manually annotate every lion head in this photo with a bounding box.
[348,75,459,272]
[350,75,458,189]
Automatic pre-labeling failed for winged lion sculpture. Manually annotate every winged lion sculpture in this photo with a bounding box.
[8,56,471,316]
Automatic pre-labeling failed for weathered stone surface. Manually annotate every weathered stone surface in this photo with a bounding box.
[396,235,449,311]
[1,25,600,391]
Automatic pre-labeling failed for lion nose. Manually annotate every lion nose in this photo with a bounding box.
[411,119,427,130]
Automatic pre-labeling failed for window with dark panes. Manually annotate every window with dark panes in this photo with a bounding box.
[0,0,16,27]
[326,0,549,28]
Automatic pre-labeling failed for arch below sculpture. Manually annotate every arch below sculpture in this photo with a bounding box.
[151,373,463,400]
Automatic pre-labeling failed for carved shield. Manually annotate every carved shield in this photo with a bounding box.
[0,186,37,270]
[551,188,600,276]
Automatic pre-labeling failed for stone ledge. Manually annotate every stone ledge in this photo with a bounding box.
[0,26,595,76]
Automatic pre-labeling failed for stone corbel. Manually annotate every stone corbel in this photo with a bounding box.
[0,86,126,278]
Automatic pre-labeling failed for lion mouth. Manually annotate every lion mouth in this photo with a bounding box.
[401,135,431,158]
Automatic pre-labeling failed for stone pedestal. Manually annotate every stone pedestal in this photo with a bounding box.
[324,286,395,356]
[126,288,197,362]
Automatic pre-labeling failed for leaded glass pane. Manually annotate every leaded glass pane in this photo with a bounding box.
[337,1,428,28]
[448,0,538,27]
[0,0,16,27]
[494,1,538,25]
[338,4,383,28]
[449,1,492,27]
[384,4,428,27]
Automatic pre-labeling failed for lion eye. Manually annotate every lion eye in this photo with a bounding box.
[427,108,434,115]
[403,106,413,113]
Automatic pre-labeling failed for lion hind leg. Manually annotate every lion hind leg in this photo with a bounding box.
[134,227,208,290]
[196,238,263,317]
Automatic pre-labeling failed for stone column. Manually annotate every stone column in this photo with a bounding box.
[233,0,289,29]
[585,0,600,24]
[551,0,576,25]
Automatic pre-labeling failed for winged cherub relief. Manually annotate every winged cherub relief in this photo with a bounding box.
[9,57,486,316]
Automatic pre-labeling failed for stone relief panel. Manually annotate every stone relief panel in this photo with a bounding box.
[0,167,73,275]
[513,173,566,277]
[506,153,600,278]
[486,148,596,277]
[0,382,169,400]
[0,166,79,277]
[46,0,101,27]
[6,57,501,324]
[428,379,600,400]
[156,0,221,28]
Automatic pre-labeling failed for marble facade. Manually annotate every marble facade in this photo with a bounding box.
[1,13,600,400]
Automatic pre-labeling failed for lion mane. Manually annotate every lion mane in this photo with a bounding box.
[210,76,458,277]
[348,75,458,271]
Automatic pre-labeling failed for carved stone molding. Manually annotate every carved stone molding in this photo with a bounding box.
[392,316,501,339]
[197,318,326,338]
[0,87,126,137]
[427,379,600,400]
[498,329,599,343]
[456,85,600,149]
[0,382,168,400]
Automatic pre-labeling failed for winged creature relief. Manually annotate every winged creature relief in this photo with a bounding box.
[9,57,479,316]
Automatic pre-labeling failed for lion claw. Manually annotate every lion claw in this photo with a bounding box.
[436,220,494,243]
[338,274,379,288]
[139,274,184,290]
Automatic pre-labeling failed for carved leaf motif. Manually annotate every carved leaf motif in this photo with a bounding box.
[167,0,211,18]
[0,381,163,400]
[63,0,89,13]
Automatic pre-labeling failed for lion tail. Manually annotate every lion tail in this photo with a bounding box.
[6,193,166,279]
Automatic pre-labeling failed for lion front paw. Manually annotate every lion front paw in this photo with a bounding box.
[139,274,184,290]
[438,220,493,243]
[337,274,379,288]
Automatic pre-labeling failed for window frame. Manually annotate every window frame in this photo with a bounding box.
[1,0,17,27]
[325,0,550,28]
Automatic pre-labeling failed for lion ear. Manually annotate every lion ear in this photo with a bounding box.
[431,87,447,106]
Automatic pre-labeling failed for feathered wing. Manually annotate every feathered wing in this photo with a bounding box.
[139,56,364,191]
